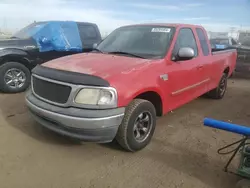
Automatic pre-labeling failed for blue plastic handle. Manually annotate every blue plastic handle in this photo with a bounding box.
[203,118,250,136]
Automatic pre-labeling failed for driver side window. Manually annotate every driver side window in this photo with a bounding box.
[172,28,198,58]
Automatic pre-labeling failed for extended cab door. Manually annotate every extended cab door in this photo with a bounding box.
[195,27,211,90]
[167,27,207,109]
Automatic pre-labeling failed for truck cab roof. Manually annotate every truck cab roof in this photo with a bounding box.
[33,21,98,25]
[124,23,204,29]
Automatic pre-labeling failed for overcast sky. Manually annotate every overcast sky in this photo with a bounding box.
[0,0,249,34]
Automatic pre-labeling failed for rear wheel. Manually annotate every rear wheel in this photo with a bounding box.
[206,73,227,99]
[0,62,31,93]
[115,99,156,152]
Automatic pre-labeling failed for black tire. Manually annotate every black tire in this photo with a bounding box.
[206,73,227,99]
[236,179,250,188]
[115,99,156,152]
[0,62,31,93]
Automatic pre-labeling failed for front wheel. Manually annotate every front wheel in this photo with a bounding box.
[0,62,31,93]
[206,73,227,99]
[115,99,156,152]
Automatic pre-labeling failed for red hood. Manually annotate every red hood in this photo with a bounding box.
[43,53,155,80]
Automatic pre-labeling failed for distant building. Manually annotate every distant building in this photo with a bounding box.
[209,31,229,39]
[237,30,250,43]
[206,30,250,45]
[0,31,11,39]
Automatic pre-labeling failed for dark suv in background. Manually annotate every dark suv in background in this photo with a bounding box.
[0,21,102,93]
[235,38,250,74]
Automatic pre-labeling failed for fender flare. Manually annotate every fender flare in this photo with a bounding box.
[0,48,32,67]
[120,86,165,107]
[0,48,28,57]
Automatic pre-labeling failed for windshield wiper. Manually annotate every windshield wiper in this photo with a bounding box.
[91,48,103,53]
[107,51,145,59]
[10,36,19,39]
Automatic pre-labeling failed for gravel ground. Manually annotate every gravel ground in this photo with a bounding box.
[0,77,250,188]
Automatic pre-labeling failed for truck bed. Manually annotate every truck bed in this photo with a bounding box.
[212,48,237,55]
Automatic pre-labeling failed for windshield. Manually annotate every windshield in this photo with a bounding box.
[12,22,46,39]
[96,25,175,59]
[210,38,229,45]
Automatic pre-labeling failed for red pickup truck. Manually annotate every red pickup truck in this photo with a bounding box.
[25,23,237,152]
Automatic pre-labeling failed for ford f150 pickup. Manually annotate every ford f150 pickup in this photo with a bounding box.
[25,23,237,152]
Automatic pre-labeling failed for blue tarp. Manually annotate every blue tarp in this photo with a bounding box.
[215,44,227,49]
[31,21,83,52]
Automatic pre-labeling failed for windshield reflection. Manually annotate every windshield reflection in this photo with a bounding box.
[12,22,46,39]
[96,25,175,59]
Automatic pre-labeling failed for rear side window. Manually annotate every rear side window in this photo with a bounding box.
[172,28,198,57]
[78,25,97,39]
[196,28,210,56]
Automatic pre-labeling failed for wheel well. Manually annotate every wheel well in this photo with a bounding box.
[0,56,32,70]
[135,91,163,116]
[223,67,230,76]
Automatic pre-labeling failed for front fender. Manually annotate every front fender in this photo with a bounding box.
[118,86,165,108]
[0,48,33,68]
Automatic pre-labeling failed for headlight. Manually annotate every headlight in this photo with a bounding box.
[74,88,117,106]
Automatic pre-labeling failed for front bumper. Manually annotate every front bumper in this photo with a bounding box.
[25,90,125,143]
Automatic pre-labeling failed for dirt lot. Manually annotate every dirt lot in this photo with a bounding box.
[0,77,250,188]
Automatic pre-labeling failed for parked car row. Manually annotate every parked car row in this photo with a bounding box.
[210,37,240,50]
[23,23,237,152]
[209,37,250,75]
[0,21,102,93]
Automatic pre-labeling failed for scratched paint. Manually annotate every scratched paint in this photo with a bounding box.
[100,73,111,79]
[121,60,154,74]
[42,53,157,78]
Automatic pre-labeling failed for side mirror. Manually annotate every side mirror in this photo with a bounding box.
[93,43,98,49]
[176,47,195,61]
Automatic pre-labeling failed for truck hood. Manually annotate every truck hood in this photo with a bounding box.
[43,53,155,80]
